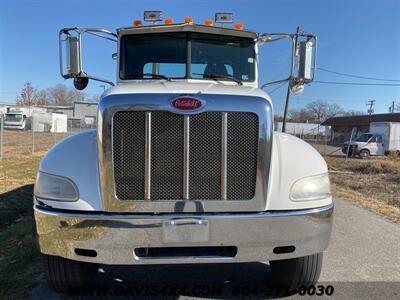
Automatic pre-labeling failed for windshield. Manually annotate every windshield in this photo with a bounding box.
[119,32,255,82]
[355,133,373,142]
[5,114,23,122]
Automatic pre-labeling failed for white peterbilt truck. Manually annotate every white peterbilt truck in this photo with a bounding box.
[33,12,333,294]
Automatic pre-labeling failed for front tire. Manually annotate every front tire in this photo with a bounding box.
[270,253,323,291]
[42,254,98,294]
[359,149,370,159]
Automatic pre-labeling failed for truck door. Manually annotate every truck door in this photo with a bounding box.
[368,135,384,156]
[375,135,385,155]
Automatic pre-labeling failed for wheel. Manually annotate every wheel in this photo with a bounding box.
[344,146,353,158]
[359,149,370,159]
[270,253,323,291]
[42,254,98,294]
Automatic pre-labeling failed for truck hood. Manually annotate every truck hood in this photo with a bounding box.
[103,81,270,101]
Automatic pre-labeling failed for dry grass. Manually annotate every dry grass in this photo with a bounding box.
[1,130,69,158]
[0,154,44,299]
[326,156,400,223]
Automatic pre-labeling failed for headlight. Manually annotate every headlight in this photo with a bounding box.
[290,173,331,201]
[34,171,79,201]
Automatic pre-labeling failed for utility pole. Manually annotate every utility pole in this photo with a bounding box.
[389,101,395,113]
[367,100,376,124]
[99,85,106,92]
[367,100,376,115]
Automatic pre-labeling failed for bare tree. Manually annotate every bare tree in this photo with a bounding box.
[305,100,329,122]
[46,84,85,106]
[36,90,51,106]
[16,81,42,106]
[303,100,348,123]
[326,103,345,118]
[288,108,314,123]
[343,110,364,116]
[85,94,101,103]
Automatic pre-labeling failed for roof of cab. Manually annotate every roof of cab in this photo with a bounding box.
[117,23,258,39]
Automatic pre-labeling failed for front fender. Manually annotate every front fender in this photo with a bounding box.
[35,130,102,211]
[266,132,333,210]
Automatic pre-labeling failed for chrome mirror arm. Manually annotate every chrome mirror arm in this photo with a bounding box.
[258,30,317,89]
[59,28,117,86]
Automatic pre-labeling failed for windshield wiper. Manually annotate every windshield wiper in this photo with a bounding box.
[140,73,172,81]
[193,73,243,85]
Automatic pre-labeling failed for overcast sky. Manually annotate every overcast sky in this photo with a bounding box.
[1,0,399,115]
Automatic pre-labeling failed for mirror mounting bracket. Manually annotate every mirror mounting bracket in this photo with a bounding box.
[258,28,317,90]
[59,27,117,87]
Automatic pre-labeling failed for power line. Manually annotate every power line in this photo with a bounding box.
[314,80,400,86]
[268,82,286,94]
[317,67,400,82]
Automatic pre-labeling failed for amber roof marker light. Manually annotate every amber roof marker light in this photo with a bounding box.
[234,23,244,30]
[133,20,142,27]
[165,18,174,24]
[204,19,213,26]
[184,17,194,24]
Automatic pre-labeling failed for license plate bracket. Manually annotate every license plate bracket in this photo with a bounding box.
[162,218,210,244]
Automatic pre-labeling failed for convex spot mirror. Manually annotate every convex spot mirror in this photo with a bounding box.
[73,76,89,90]
[289,81,304,96]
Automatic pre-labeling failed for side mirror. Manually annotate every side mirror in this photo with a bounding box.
[66,36,81,76]
[59,31,82,79]
[297,41,315,82]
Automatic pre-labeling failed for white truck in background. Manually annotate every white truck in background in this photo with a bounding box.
[4,108,32,130]
[343,122,400,158]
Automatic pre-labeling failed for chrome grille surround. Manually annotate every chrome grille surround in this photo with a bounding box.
[99,93,273,213]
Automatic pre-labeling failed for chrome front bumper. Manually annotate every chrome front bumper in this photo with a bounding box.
[34,203,333,265]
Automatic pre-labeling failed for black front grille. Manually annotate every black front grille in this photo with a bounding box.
[151,112,184,200]
[189,112,222,199]
[112,111,258,200]
[113,111,145,200]
[227,113,259,199]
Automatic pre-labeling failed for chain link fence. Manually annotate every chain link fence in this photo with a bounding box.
[0,111,393,161]
[0,112,96,160]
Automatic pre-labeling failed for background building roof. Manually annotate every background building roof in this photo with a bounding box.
[322,113,400,126]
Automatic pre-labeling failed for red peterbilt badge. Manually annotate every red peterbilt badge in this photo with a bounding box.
[171,97,203,110]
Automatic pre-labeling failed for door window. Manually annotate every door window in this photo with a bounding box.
[375,135,383,143]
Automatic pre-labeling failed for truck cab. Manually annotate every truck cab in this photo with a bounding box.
[4,110,30,130]
[34,13,333,293]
